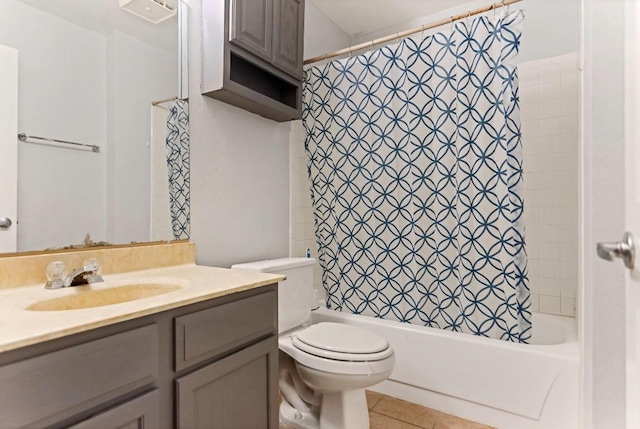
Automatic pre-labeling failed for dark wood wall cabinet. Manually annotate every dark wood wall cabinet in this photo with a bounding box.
[202,0,305,121]
[0,285,279,429]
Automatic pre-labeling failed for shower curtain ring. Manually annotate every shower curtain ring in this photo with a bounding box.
[502,0,509,14]
[421,24,426,40]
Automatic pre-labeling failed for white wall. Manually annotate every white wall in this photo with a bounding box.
[0,0,107,251]
[188,0,290,268]
[304,1,352,60]
[187,0,351,268]
[581,0,626,426]
[106,31,177,244]
[351,0,581,64]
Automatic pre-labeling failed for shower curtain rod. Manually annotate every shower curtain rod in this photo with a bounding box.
[151,96,178,106]
[304,0,522,65]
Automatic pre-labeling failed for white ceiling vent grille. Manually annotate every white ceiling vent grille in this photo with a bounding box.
[119,0,177,24]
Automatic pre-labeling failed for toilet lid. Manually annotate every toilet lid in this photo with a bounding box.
[292,322,390,361]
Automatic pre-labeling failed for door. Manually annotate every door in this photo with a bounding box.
[229,0,273,63]
[176,337,278,429]
[0,44,17,253]
[626,1,640,427]
[272,0,304,78]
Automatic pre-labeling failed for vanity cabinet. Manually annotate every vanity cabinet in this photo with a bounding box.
[174,287,279,428]
[202,0,305,121]
[0,285,278,429]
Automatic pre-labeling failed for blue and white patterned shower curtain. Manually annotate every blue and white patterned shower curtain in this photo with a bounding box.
[166,100,190,240]
[303,11,530,342]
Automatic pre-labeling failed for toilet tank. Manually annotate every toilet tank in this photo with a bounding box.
[231,258,316,333]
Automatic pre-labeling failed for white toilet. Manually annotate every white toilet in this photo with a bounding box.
[231,257,395,429]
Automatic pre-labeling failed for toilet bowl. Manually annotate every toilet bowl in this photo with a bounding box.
[279,322,395,429]
[231,258,395,429]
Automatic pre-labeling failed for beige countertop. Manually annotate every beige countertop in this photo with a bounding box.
[0,263,284,353]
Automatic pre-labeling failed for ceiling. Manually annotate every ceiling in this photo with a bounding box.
[308,0,473,37]
[17,0,177,52]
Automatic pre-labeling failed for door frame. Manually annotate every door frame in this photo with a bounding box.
[0,44,18,253]
[624,0,640,427]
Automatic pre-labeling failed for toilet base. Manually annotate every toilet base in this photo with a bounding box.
[280,389,369,429]
[280,399,319,429]
[319,389,369,429]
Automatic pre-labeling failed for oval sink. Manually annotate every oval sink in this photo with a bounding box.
[26,283,181,311]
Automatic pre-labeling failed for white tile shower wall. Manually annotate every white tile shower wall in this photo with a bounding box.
[289,121,323,296]
[520,52,579,317]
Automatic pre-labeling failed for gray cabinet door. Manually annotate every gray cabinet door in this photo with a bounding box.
[230,0,273,62]
[0,325,158,428]
[69,390,160,429]
[272,0,304,78]
[176,337,278,429]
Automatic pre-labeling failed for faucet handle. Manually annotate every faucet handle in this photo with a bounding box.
[83,258,101,274]
[82,258,104,284]
[45,261,68,289]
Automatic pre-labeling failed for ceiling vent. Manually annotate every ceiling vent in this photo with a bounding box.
[119,0,176,24]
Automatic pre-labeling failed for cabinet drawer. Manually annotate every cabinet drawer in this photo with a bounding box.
[69,390,159,429]
[175,289,276,371]
[0,324,158,428]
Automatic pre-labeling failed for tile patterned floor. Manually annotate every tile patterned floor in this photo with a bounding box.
[280,390,496,429]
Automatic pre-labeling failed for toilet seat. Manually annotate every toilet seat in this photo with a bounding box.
[291,322,393,362]
[279,323,395,376]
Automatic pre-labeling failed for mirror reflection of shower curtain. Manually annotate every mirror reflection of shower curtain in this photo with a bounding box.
[165,100,190,240]
[303,11,530,342]
[150,105,173,241]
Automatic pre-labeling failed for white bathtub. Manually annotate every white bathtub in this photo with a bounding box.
[311,308,579,429]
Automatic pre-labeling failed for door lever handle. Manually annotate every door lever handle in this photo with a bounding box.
[597,232,635,269]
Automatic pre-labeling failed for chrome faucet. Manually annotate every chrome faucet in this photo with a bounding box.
[45,259,104,289]
[65,259,104,286]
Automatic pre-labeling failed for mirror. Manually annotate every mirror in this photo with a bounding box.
[0,0,188,254]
